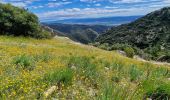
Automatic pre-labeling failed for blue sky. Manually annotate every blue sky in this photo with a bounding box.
[1,0,170,21]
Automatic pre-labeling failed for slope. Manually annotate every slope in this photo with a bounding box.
[96,7,170,60]
[0,36,170,99]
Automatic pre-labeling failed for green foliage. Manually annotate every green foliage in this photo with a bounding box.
[13,54,35,70]
[142,80,170,100]
[95,7,170,61]
[110,43,130,50]
[111,62,124,71]
[124,47,135,58]
[99,83,114,100]
[44,68,73,85]
[96,43,137,58]
[98,83,133,100]
[151,67,170,78]
[129,65,143,82]
[98,43,110,50]
[0,3,51,39]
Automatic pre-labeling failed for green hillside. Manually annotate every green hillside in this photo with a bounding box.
[96,7,170,61]
[0,36,170,99]
[44,23,110,44]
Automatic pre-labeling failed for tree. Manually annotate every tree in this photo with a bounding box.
[0,3,51,38]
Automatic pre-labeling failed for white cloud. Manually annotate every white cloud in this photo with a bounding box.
[12,2,27,7]
[95,3,101,6]
[47,2,71,8]
[109,0,145,4]
[0,0,39,7]
[80,0,103,3]
[1,0,170,21]
[163,0,170,3]
[37,7,140,20]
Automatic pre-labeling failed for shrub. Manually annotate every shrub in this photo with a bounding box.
[13,54,35,70]
[111,43,129,50]
[44,68,73,85]
[124,47,135,58]
[98,43,110,50]
[0,3,51,39]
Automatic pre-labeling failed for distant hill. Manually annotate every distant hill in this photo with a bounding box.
[44,16,142,26]
[43,23,111,44]
[96,7,170,61]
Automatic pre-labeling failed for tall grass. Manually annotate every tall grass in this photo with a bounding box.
[13,54,35,71]
[43,68,73,86]
[128,65,143,82]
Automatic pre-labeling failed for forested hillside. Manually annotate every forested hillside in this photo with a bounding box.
[96,7,170,61]
[44,23,110,44]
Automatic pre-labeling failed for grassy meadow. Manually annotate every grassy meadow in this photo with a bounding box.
[0,36,170,100]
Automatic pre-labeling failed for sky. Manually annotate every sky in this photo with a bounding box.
[1,0,170,21]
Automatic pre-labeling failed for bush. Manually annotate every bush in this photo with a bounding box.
[124,47,135,58]
[111,43,129,50]
[0,3,51,39]
[98,43,110,50]
[13,54,35,70]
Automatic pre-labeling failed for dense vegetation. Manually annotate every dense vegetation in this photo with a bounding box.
[95,7,170,61]
[0,36,170,99]
[0,3,51,39]
[44,23,110,44]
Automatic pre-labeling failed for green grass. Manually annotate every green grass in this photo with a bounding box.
[43,68,73,85]
[129,65,143,82]
[13,54,35,71]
